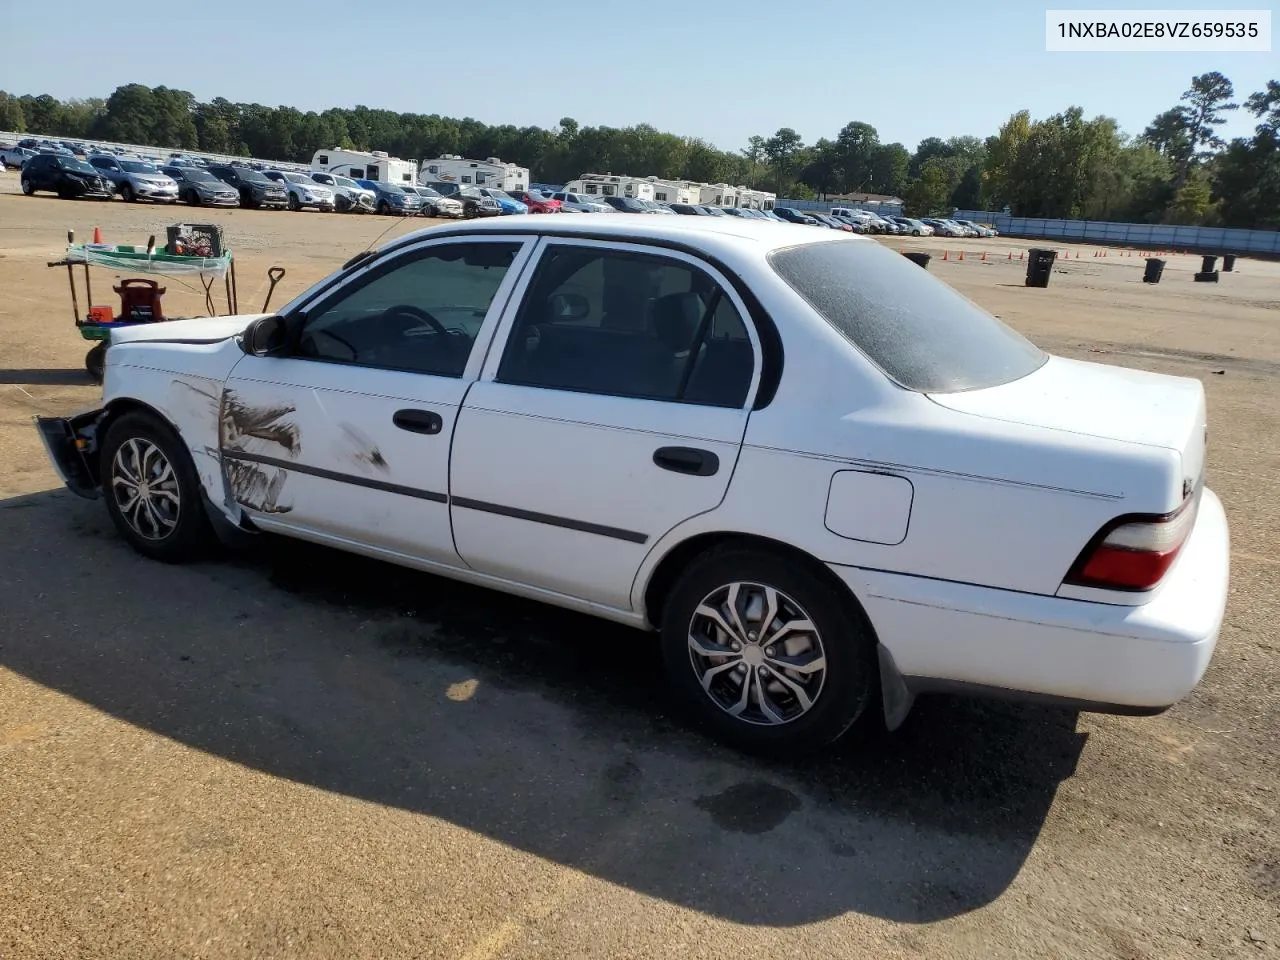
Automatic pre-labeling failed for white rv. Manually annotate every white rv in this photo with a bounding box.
[419,155,530,192]
[738,187,776,210]
[565,173,656,202]
[698,183,741,208]
[311,148,417,186]
[643,176,699,205]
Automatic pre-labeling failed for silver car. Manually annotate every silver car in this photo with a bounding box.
[160,166,241,207]
[309,171,376,213]
[265,170,336,212]
[87,155,179,203]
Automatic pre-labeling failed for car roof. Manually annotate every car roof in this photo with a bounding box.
[382,211,861,258]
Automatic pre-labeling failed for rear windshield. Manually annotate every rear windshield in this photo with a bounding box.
[768,240,1047,393]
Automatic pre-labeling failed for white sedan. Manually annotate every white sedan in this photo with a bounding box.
[35,216,1230,753]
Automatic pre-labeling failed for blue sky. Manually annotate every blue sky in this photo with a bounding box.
[1,0,1275,153]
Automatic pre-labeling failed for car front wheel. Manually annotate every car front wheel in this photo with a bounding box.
[99,412,215,563]
[120,182,135,202]
[660,546,876,754]
[20,177,33,195]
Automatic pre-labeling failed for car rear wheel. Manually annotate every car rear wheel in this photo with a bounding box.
[84,342,107,382]
[185,189,201,206]
[20,177,33,195]
[288,193,301,211]
[100,412,216,563]
[659,546,876,755]
[376,200,389,216]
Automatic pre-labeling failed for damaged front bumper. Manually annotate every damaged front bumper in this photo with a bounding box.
[34,410,104,499]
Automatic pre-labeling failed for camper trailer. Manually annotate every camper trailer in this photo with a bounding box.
[738,187,776,210]
[643,176,699,205]
[564,173,656,202]
[419,155,530,192]
[311,148,417,186]
[698,183,741,208]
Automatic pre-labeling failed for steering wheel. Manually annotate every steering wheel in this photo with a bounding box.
[381,304,448,336]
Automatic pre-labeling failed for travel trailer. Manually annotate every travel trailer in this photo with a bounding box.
[310,148,417,186]
[564,173,656,202]
[419,155,530,192]
[643,177,700,205]
[699,183,741,208]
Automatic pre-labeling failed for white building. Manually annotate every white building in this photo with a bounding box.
[419,155,530,192]
[310,148,418,186]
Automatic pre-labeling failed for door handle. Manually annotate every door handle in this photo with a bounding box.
[392,409,443,435]
[653,446,719,477]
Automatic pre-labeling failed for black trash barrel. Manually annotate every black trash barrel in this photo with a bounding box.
[1200,254,1218,274]
[1223,254,1236,272]
[1025,248,1057,288]
[902,251,931,269]
[1143,258,1166,284]
[1194,270,1220,283]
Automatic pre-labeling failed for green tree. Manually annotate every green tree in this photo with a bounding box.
[982,110,1031,209]
[0,91,27,132]
[799,138,840,197]
[904,158,954,215]
[869,142,909,196]
[762,127,804,192]
[833,120,879,192]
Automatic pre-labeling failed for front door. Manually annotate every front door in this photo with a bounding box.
[220,236,534,567]
[450,239,762,610]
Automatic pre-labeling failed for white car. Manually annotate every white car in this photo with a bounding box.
[309,171,376,213]
[35,216,1229,753]
[265,170,336,211]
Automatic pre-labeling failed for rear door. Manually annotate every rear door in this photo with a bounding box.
[450,238,762,610]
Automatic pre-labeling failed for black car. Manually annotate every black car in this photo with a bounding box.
[599,195,651,214]
[206,164,289,209]
[668,203,711,216]
[773,206,821,225]
[19,154,114,200]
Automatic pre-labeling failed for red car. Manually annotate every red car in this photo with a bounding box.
[515,191,563,214]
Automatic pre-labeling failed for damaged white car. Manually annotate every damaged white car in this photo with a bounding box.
[35,216,1230,753]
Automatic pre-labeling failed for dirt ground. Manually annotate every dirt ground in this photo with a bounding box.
[0,171,1276,960]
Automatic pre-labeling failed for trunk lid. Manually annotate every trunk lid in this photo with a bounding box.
[929,355,1206,506]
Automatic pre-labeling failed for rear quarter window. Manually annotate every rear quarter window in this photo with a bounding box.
[767,239,1047,393]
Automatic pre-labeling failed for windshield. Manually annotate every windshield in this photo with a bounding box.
[182,168,217,182]
[238,169,270,184]
[378,183,405,194]
[335,176,360,188]
[283,172,311,184]
[769,240,1046,393]
[419,186,442,198]
[121,161,158,173]
[63,158,97,174]
[485,189,512,200]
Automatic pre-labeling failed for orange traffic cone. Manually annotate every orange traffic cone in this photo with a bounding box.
[958,250,965,261]
[981,251,987,261]
[1007,251,1012,260]
[1020,251,1025,261]
[93,226,102,244]
[942,250,949,261]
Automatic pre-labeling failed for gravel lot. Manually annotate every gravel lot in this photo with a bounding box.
[0,173,1276,959]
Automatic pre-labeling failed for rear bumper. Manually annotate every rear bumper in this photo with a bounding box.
[834,488,1229,721]
[34,411,104,499]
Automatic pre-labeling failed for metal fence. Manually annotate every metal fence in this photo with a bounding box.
[953,210,1280,256]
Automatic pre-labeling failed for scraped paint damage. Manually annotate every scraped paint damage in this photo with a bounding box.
[220,391,300,455]
[338,422,389,472]
[224,459,292,514]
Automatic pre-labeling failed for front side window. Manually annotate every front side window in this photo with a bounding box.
[497,246,754,407]
[296,243,521,378]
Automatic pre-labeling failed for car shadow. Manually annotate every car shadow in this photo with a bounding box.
[0,488,1087,926]
[0,367,94,385]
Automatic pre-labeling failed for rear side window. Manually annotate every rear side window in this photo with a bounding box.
[768,240,1046,393]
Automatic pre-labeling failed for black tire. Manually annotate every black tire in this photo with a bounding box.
[185,189,201,206]
[376,200,390,216]
[464,202,477,219]
[121,182,136,202]
[288,192,301,211]
[84,342,106,382]
[99,411,216,563]
[659,546,876,755]
[20,177,33,195]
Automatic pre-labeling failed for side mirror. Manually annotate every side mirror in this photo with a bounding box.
[547,292,590,321]
[241,315,289,357]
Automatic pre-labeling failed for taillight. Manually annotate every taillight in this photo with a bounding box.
[1065,497,1197,592]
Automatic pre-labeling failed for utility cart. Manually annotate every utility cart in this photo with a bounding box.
[47,225,241,382]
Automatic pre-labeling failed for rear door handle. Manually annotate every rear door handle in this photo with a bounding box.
[653,446,719,477]
[393,409,443,435]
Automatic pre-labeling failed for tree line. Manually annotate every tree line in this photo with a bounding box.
[0,73,1276,228]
